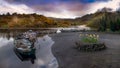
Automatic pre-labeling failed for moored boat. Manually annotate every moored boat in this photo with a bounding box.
[14,30,37,64]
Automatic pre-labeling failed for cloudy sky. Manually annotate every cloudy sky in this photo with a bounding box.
[0,0,120,18]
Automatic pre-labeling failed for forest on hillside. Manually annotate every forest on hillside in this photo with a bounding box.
[0,13,71,28]
[86,7,120,32]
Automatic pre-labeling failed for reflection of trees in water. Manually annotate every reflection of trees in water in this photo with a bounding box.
[0,31,22,40]
[0,31,43,40]
[0,29,52,40]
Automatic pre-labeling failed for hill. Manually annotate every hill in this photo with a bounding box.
[0,13,71,28]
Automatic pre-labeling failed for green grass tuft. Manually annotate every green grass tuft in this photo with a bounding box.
[80,34,99,43]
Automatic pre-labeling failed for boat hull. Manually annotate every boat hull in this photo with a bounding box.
[14,47,36,64]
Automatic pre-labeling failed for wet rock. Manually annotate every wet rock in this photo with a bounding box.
[75,42,106,52]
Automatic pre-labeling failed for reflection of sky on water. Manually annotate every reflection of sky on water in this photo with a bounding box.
[32,35,58,68]
[0,32,58,68]
[0,38,13,48]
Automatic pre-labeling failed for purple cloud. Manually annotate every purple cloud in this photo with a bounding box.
[1,0,119,18]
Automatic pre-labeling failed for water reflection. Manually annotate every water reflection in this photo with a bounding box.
[0,31,21,40]
[0,31,58,68]
[0,37,13,48]
[33,35,58,68]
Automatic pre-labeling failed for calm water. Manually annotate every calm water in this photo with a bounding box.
[0,31,58,68]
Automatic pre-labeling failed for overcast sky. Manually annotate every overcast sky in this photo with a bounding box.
[0,0,120,18]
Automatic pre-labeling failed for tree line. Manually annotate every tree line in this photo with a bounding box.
[87,7,120,32]
[0,12,71,28]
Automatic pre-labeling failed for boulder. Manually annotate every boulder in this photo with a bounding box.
[75,41,106,52]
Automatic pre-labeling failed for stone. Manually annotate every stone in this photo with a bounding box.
[75,41,106,52]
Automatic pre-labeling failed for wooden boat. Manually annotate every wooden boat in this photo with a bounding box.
[14,38,36,64]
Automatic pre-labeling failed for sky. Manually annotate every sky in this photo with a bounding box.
[0,0,120,18]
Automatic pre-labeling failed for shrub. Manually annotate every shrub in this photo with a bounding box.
[80,34,99,43]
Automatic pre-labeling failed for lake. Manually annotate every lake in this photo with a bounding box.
[0,30,58,68]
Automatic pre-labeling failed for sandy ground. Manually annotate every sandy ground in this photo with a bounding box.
[51,32,120,68]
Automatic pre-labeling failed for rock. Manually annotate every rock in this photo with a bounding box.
[74,42,106,52]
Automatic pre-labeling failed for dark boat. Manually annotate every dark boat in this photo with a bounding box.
[14,36,36,64]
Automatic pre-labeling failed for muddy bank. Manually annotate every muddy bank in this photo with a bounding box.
[51,32,120,68]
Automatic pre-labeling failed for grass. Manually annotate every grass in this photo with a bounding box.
[80,34,99,43]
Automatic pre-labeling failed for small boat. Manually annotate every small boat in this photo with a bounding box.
[14,35,36,64]
[56,29,61,33]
